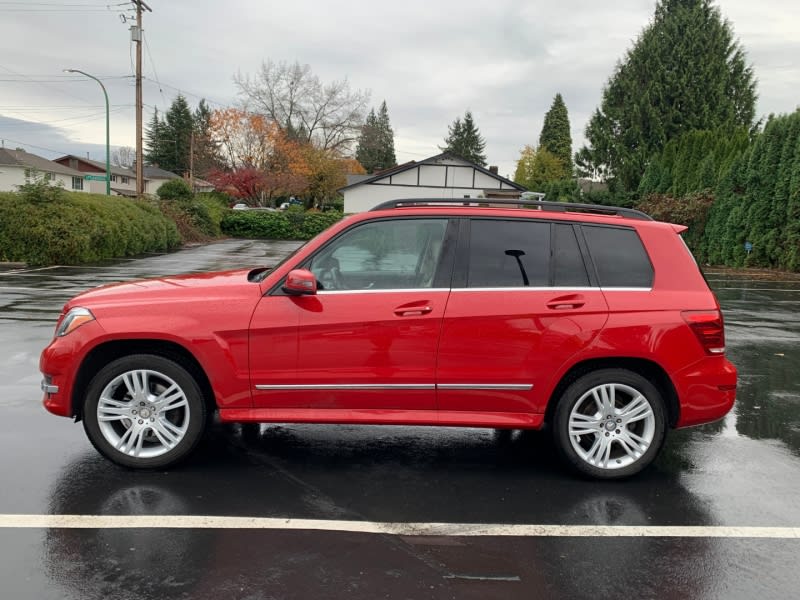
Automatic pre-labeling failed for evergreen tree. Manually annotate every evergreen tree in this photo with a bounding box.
[701,111,800,270]
[145,95,204,175]
[356,109,381,173]
[638,128,750,197]
[539,93,572,176]
[376,100,396,169]
[356,101,396,173]
[164,94,194,175]
[578,0,757,192]
[192,99,221,177]
[441,111,487,166]
[145,108,170,168]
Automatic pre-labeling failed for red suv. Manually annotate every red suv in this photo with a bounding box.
[40,199,737,478]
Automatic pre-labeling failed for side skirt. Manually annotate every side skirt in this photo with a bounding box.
[218,408,545,429]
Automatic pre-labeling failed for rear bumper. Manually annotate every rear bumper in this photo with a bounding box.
[673,355,737,428]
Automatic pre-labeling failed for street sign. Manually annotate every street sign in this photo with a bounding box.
[83,174,108,181]
[744,241,753,254]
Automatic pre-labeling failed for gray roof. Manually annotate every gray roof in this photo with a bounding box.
[0,148,84,177]
[143,165,180,180]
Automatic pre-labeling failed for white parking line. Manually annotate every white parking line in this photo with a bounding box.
[0,515,798,538]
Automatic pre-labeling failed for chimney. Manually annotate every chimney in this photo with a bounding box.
[489,165,499,175]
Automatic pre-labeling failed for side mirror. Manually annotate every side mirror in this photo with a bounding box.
[282,269,317,295]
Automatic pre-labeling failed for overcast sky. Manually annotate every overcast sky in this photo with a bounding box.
[1,0,798,178]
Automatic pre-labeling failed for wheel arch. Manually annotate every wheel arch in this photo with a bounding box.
[71,339,216,420]
[544,357,679,428]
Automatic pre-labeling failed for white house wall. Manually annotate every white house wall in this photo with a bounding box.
[344,184,487,213]
[0,167,86,193]
[0,166,25,192]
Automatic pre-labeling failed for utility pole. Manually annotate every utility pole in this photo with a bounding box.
[131,0,151,197]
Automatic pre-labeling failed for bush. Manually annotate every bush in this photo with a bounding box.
[156,178,193,201]
[637,192,715,253]
[0,191,180,266]
[16,169,66,203]
[221,210,344,240]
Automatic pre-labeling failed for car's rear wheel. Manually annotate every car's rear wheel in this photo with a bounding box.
[553,369,666,479]
[82,354,207,469]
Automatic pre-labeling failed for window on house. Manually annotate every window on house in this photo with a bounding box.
[110,175,117,183]
[121,176,129,184]
[72,177,83,191]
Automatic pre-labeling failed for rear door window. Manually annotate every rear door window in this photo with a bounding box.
[582,225,653,288]
[553,224,590,287]
[467,219,550,287]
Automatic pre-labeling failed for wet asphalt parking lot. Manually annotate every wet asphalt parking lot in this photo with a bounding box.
[1,239,799,599]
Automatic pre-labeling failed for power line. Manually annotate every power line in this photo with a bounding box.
[0,2,128,5]
[142,29,167,110]
[0,137,88,157]
[142,77,231,108]
[0,106,131,128]
[0,64,95,105]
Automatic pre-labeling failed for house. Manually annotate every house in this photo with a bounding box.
[0,148,87,193]
[339,152,526,212]
[54,155,137,197]
[190,177,215,193]
[143,165,181,195]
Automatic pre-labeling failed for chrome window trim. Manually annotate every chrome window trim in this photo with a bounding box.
[317,288,450,295]
[449,286,652,292]
[451,286,596,292]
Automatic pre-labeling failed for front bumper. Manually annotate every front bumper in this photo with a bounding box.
[39,319,105,418]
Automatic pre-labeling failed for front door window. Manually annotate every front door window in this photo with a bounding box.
[308,219,448,291]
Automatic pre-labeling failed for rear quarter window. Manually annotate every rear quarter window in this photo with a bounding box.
[582,225,653,288]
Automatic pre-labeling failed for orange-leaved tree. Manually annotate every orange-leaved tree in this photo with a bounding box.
[208,107,311,205]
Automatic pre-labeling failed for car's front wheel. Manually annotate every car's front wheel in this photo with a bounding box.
[82,354,207,469]
[553,369,666,479]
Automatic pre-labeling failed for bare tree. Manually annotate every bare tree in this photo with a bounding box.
[112,145,135,168]
[234,60,370,154]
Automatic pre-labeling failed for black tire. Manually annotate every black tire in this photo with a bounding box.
[82,354,207,469]
[553,368,667,479]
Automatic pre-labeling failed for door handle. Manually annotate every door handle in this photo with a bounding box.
[546,294,585,310]
[394,306,432,317]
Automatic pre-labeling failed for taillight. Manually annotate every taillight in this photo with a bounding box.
[682,310,725,355]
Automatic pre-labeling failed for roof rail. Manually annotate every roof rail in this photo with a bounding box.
[369,198,653,221]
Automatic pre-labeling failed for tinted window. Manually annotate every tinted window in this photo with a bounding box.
[583,225,653,287]
[554,224,589,286]
[468,220,549,287]
[308,219,447,290]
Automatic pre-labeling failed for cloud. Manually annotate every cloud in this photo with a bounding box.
[1,0,798,177]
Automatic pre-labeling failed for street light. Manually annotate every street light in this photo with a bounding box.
[63,68,110,196]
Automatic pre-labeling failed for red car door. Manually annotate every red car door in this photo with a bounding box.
[251,217,455,411]
[436,219,609,417]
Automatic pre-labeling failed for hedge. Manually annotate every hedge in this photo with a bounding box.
[0,191,181,266]
[221,209,344,240]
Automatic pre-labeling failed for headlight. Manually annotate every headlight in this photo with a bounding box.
[55,307,95,337]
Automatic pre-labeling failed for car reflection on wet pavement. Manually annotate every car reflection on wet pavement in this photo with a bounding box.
[1,241,799,599]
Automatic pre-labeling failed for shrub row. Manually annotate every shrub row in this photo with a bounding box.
[0,192,180,266]
[221,209,344,240]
